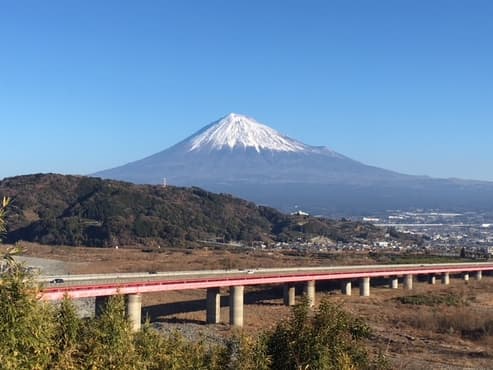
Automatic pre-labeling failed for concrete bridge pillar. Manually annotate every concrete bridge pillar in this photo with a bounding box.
[390,277,399,289]
[229,286,244,327]
[404,274,413,290]
[428,274,436,285]
[206,287,221,324]
[95,295,110,317]
[463,273,470,282]
[442,272,450,285]
[125,294,142,332]
[341,280,352,296]
[303,280,316,307]
[475,270,482,281]
[360,277,370,297]
[283,284,296,306]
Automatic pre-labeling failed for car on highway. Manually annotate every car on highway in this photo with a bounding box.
[49,278,65,284]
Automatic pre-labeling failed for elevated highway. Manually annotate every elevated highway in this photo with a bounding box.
[38,262,493,330]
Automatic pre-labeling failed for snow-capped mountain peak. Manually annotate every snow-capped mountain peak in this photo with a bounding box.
[188,113,307,152]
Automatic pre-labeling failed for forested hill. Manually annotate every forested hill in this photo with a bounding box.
[0,174,413,247]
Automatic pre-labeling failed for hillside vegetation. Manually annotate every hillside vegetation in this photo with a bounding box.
[0,174,413,247]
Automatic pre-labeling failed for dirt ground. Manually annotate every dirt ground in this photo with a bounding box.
[4,243,493,369]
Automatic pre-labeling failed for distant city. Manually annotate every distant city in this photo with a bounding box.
[256,209,493,258]
[361,210,493,257]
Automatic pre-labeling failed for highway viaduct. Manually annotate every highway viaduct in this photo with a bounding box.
[38,262,493,331]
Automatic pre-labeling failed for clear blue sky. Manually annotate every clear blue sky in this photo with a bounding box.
[1,0,492,181]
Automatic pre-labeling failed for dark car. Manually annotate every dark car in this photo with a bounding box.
[49,278,64,284]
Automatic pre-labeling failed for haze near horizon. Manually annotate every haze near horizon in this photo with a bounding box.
[1,1,492,181]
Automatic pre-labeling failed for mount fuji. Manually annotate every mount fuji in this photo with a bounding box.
[94,113,493,215]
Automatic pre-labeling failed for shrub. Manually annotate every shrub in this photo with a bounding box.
[265,297,387,370]
[0,197,10,240]
[51,297,84,369]
[217,333,271,370]
[82,295,142,369]
[395,292,467,307]
[0,247,56,369]
[398,306,493,341]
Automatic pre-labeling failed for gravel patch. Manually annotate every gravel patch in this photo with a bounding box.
[152,321,229,347]
[13,255,68,275]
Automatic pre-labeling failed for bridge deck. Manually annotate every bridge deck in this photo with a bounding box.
[39,262,493,300]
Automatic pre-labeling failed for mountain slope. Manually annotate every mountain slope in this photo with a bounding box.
[94,113,493,215]
[96,113,393,185]
[0,174,408,247]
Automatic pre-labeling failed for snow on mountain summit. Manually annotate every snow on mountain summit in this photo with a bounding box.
[188,113,307,153]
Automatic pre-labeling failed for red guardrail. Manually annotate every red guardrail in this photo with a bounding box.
[39,263,493,300]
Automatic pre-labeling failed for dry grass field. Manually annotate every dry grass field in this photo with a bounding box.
[3,242,493,369]
[3,242,378,273]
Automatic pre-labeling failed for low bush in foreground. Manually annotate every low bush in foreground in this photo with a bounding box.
[266,298,388,370]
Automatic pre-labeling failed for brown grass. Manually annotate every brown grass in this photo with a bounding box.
[398,305,493,340]
[0,242,374,274]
